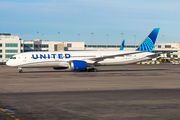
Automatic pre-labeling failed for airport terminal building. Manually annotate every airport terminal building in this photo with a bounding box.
[85,43,180,58]
[1,33,180,62]
[0,33,84,62]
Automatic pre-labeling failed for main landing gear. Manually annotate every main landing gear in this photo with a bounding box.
[79,68,97,72]
[88,68,97,72]
[87,64,97,72]
[18,67,23,73]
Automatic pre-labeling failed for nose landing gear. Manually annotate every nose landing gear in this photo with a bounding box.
[18,67,23,73]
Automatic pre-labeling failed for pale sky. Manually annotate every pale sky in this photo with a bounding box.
[0,0,180,45]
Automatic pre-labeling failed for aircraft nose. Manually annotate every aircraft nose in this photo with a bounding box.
[6,61,10,66]
[6,60,12,66]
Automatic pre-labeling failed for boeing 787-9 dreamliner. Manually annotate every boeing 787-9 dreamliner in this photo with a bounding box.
[6,28,160,73]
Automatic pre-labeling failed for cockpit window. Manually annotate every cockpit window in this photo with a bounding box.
[10,57,16,59]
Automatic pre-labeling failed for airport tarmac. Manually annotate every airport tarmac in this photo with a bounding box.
[0,64,180,120]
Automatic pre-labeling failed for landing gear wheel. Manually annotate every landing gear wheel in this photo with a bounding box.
[88,68,97,72]
[18,67,23,73]
[19,70,23,73]
[93,68,97,72]
[79,68,88,72]
[88,68,92,72]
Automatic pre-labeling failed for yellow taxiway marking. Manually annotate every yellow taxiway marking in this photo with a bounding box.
[10,115,15,118]
[0,108,20,120]
[6,112,11,115]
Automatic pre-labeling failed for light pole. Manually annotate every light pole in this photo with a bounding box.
[91,32,94,45]
[41,34,44,40]
[106,34,108,47]
[78,34,80,42]
[58,32,60,41]
[20,34,23,40]
[121,33,124,44]
[162,35,165,43]
[37,31,39,39]
[162,35,165,58]
[134,34,136,48]
[20,34,23,53]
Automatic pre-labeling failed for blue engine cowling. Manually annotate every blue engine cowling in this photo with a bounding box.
[53,67,68,70]
[69,60,87,71]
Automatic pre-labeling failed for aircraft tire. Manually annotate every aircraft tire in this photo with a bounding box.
[79,68,88,72]
[88,68,92,72]
[88,68,97,72]
[93,68,97,72]
[19,70,23,73]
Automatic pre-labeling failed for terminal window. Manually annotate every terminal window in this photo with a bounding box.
[24,50,34,52]
[165,45,171,48]
[107,45,117,48]
[167,54,171,58]
[0,54,2,58]
[92,45,98,48]
[42,44,49,48]
[124,45,137,48]
[0,43,2,47]
[67,43,72,48]
[21,44,24,47]
[173,55,178,58]
[24,44,34,48]
[97,45,106,48]
[86,45,92,47]
[5,43,18,47]
[34,44,41,48]
[54,44,57,51]
[5,50,18,53]
[5,54,15,58]
[0,50,2,53]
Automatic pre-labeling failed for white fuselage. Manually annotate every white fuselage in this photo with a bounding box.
[6,50,154,68]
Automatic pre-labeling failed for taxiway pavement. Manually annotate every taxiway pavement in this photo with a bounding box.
[0,64,180,120]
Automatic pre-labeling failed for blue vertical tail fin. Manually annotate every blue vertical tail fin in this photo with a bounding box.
[120,39,125,50]
[136,28,160,52]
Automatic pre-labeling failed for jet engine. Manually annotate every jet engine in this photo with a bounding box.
[69,60,87,71]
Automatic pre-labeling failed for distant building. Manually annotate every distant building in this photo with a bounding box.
[0,33,84,62]
[23,40,85,52]
[84,44,138,51]
[153,43,180,58]
[85,43,180,59]
[0,33,23,62]
[0,33,180,62]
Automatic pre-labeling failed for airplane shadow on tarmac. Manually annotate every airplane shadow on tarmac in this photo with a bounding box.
[98,69,167,72]
[22,68,167,73]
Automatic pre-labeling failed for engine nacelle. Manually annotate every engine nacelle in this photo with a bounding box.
[53,67,68,70]
[69,60,87,71]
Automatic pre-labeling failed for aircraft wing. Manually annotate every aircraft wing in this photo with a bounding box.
[146,53,161,58]
[85,51,143,63]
